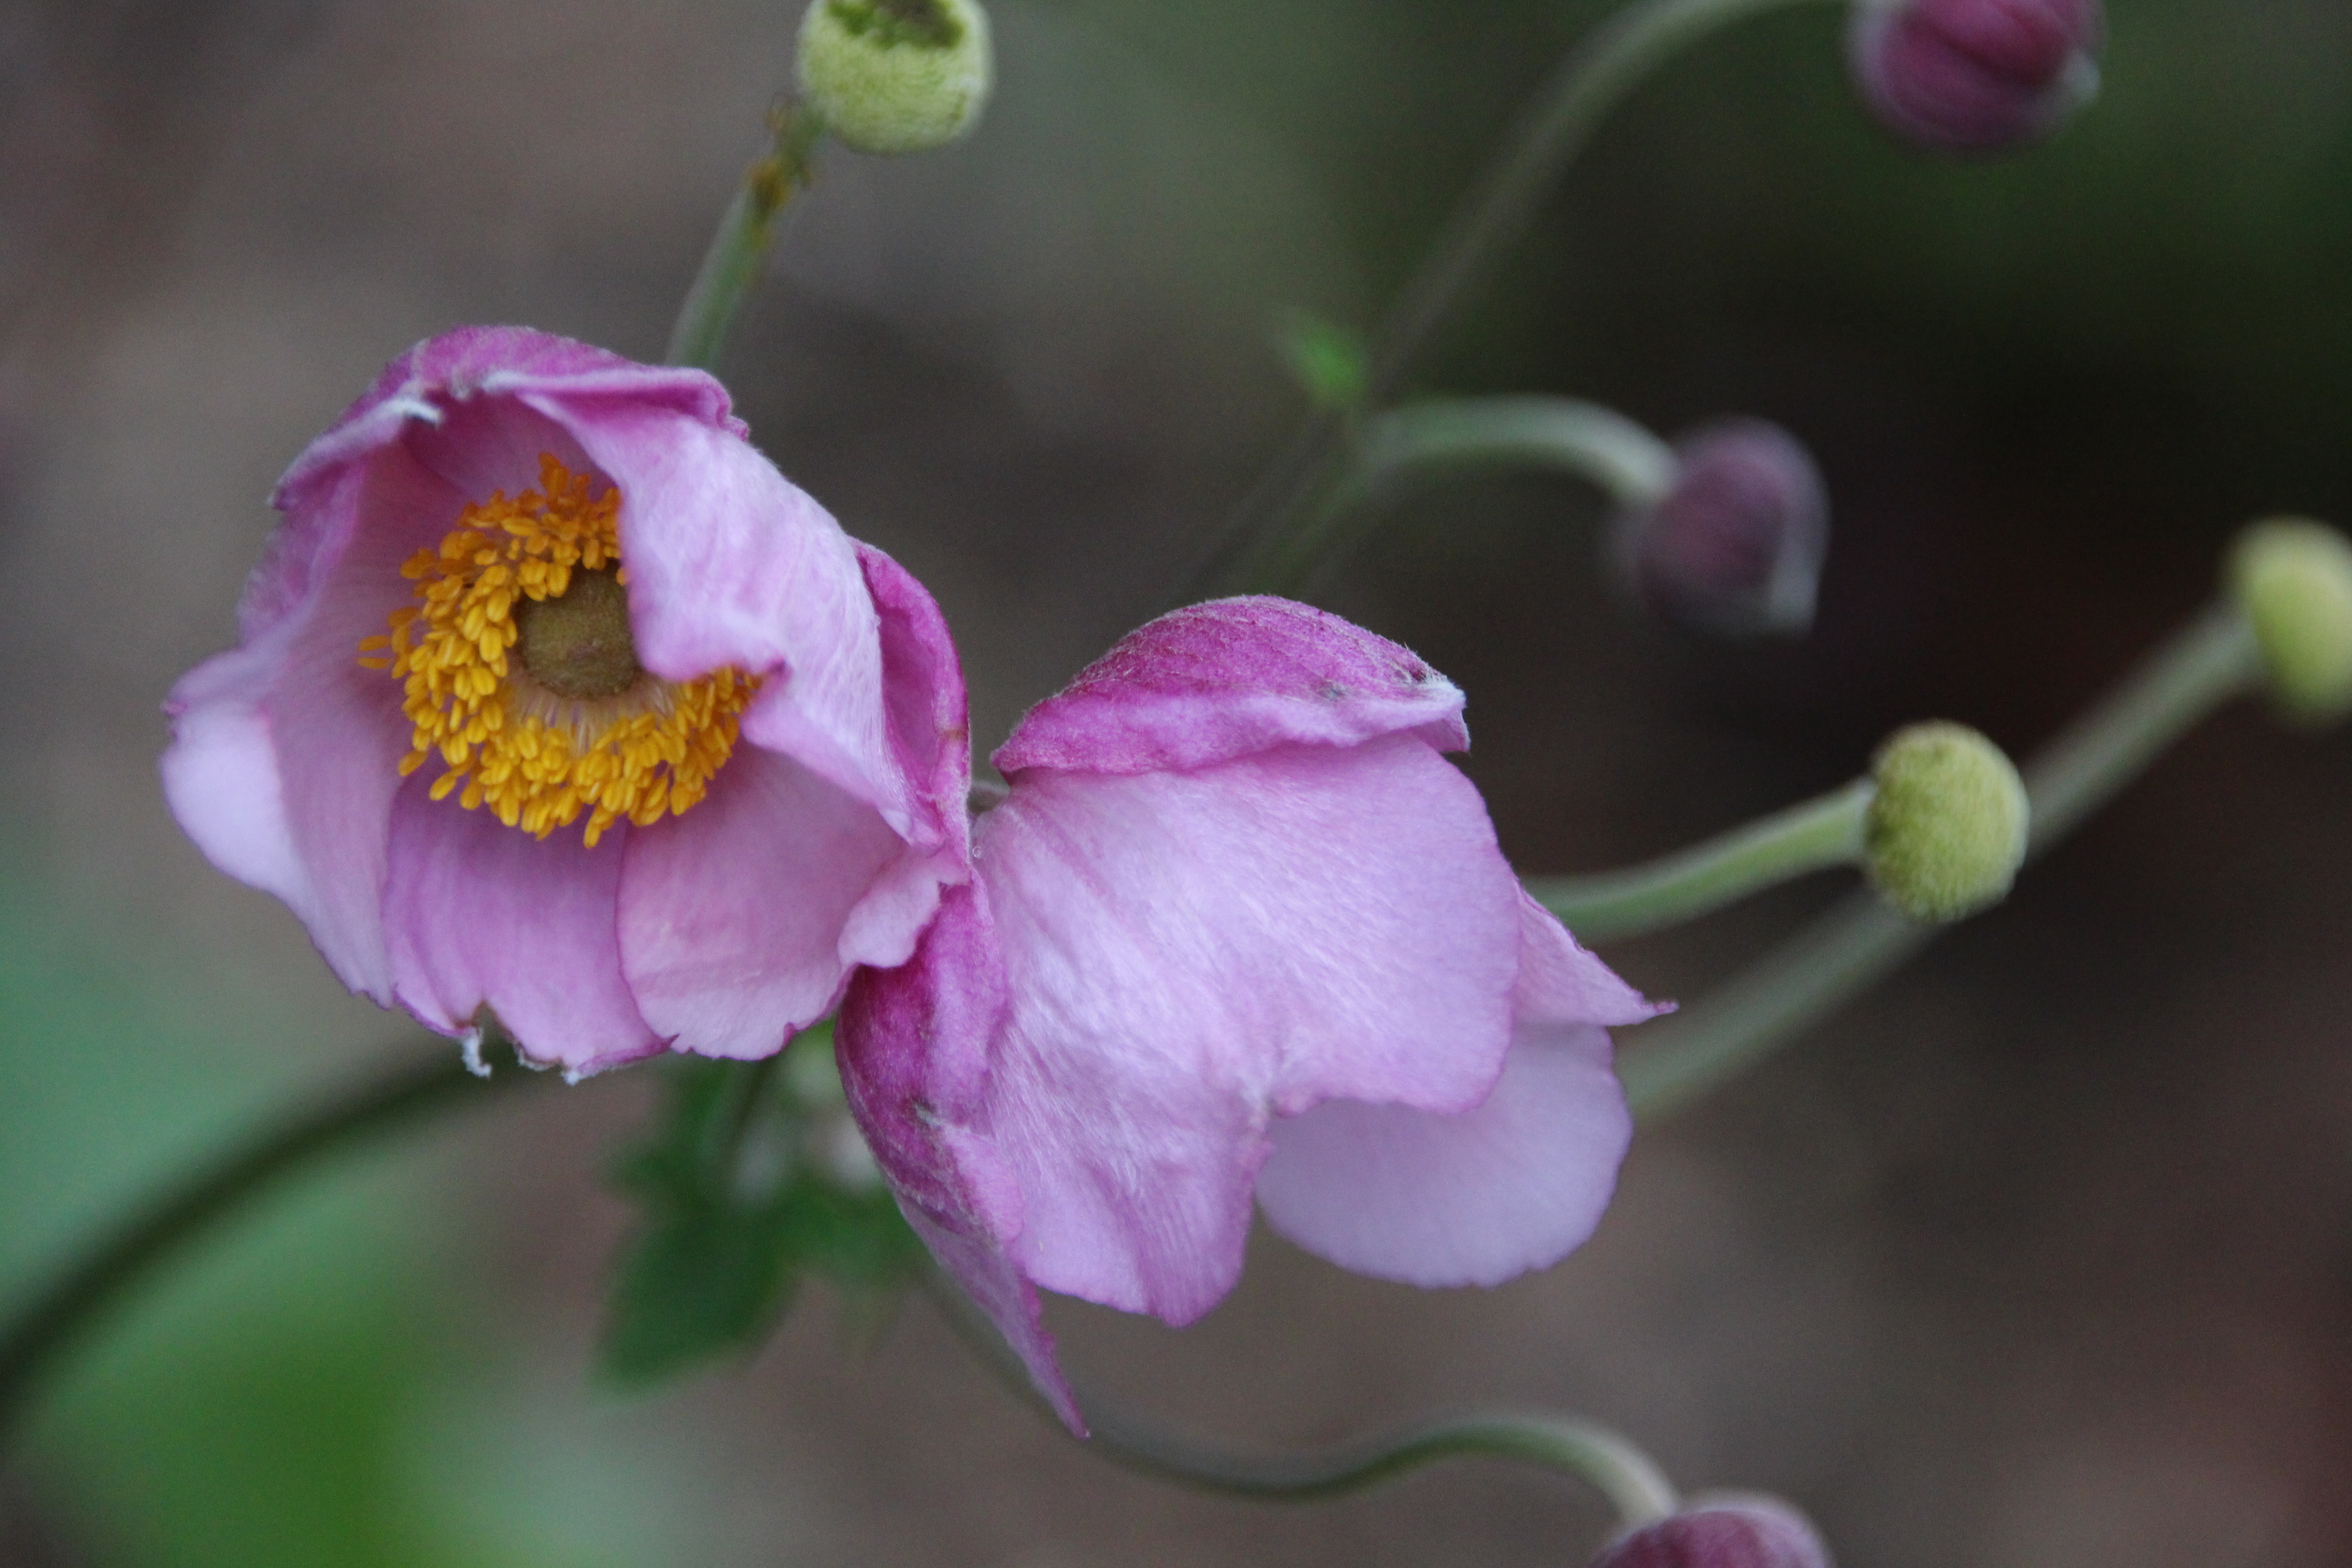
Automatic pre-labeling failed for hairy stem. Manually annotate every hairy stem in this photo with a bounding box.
[1183,0,1838,603]
[1531,777,1873,947]
[666,102,829,372]
[1619,602,2266,1122]
[0,1045,543,1449]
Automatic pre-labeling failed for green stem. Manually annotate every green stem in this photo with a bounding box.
[0,1045,544,1450]
[1618,601,2267,1122]
[1185,0,1839,603]
[918,1270,1677,1525]
[665,102,829,372]
[1529,777,1872,947]
[1248,395,1678,595]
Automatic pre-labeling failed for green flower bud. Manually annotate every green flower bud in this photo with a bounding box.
[2228,517,2352,726]
[797,0,992,155]
[1865,721,2030,923]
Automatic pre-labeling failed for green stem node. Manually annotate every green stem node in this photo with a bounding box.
[665,102,829,373]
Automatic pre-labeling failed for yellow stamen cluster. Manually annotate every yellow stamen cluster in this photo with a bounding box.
[358,454,757,847]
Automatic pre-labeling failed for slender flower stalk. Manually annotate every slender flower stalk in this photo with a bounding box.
[1186,0,1841,603]
[666,102,830,372]
[920,1267,1679,1524]
[0,1044,548,1449]
[1530,779,1873,946]
[1621,600,2267,1122]
[1246,396,1677,595]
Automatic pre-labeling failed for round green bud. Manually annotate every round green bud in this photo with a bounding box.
[797,0,992,155]
[1864,721,2030,924]
[2228,517,2352,726]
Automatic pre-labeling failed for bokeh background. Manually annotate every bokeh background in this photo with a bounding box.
[4,0,2351,1563]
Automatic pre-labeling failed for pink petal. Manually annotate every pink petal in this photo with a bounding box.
[256,446,475,1001]
[857,541,972,858]
[995,596,1470,777]
[1253,1023,1631,1287]
[161,628,319,951]
[618,748,907,1062]
[838,886,1080,1430]
[383,773,662,1076]
[540,398,910,835]
[1254,897,1661,1285]
[1513,890,1671,1031]
[960,735,1522,1323]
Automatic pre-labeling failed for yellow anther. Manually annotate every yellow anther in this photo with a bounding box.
[361,454,758,843]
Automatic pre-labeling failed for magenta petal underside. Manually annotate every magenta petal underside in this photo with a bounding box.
[962,735,1523,1322]
[382,773,662,1076]
[838,885,1079,1428]
[618,747,906,1061]
[996,597,1470,777]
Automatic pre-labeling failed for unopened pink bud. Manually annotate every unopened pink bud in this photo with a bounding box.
[1612,419,1828,639]
[1590,1495,1832,1568]
[1847,0,2103,154]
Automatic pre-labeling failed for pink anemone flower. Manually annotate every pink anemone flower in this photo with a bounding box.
[837,597,1665,1428]
[162,327,969,1077]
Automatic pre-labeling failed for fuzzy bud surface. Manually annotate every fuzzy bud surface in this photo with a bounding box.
[798,0,992,154]
[1613,419,1828,639]
[1847,0,2104,153]
[2230,517,2352,726]
[1865,720,2029,922]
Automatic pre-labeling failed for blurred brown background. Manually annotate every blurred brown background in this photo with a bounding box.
[3,0,2350,1563]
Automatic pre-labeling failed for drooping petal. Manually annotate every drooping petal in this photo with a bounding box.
[838,885,1080,1429]
[617,748,906,1062]
[1255,896,1662,1285]
[995,596,1470,777]
[960,734,1523,1323]
[383,773,662,1076]
[543,398,910,837]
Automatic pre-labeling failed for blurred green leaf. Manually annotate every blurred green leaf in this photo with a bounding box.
[598,1029,923,1385]
[1274,306,1370,410]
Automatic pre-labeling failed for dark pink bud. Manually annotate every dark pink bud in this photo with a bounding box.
[1590,1495,1832,1568]
[1611,419,1828,639]
[1847,0,2104,153]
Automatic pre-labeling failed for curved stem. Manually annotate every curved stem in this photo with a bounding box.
[0,1044,544,1449]
[1082,1399,1680,1524]
[1181,0,1839,603]
[1250,395,1678,595]
[666,102,828,372]
[918,1270,1676,1526]
[1530,777,1871,947]
[1619,601,2267,1122]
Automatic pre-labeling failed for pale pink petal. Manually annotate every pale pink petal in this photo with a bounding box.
[1255,894,1662,1285]
[838,887,1080,1430]
[396,388,597,504]
[963,734,1522,1322]
[161,629,318,942]
[255,441,485,1003]
[1254,1022,1631,1287]
[384,775,662,1075]
[618,749,906,1062]
[543,399,908,834]
[1514,891,1671,1030]
[995,596,1469,777]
